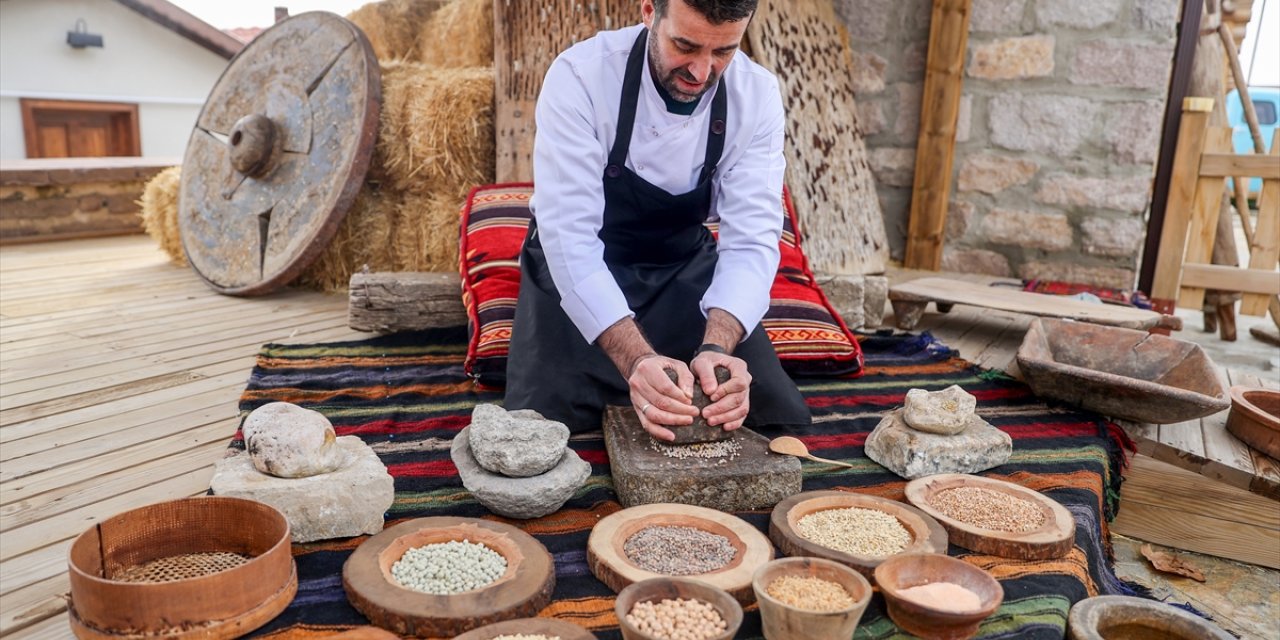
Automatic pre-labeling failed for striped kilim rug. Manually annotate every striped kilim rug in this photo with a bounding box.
[233,328,1143,639]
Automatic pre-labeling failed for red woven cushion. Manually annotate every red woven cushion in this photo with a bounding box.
[459,183,863,386]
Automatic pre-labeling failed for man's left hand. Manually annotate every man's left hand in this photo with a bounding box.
[690,351,751,431]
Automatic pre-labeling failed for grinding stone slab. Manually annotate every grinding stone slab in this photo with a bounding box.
[602,405,802,512]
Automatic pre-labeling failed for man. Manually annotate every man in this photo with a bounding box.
[504,0,810,440]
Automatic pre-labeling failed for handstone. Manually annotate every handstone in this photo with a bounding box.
[467,403,569,477]
[865,409,1012,479]
[903,385,977,435]
[602,405,802,512]
[452,426,591,519]
[665,366,734,444]
[210,436,393,542]
[241,401,347,478]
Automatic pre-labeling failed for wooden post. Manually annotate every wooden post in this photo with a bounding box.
[1177,127,1233,311]
[1150,98,1215,313]
[904,0,972,271]
[1241,131,1280,316]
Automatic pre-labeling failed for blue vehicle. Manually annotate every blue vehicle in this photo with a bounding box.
[1226,87,1280,195]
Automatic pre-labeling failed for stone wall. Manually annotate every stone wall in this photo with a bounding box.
[0,158,176,244]
[837,0,1180,288]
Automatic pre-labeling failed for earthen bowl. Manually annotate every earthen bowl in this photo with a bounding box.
[615,577,743,640]
[1226,386,1280,459]
[873,553,1003,640]
[752,557,872,640]
[1068,595,1233,640]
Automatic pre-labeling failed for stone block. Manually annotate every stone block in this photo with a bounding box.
[940,248,1013,277]
[957,153,1039,194]
[956,94,973,143]
[857,100,887,136]
[945,200,977,241]
[968,35,1054,80]
[980,209,1073,251]
[1018,261,1136,289]
[864,409,1012,479]
[1034,174,1153,213]
[989,94,1100,156]
[467,404,569,477]
[452,426,590,519]
[1070,40,1173,90]
[1036,0,1123,29]
[971,0,1026,32]
[834,0,894,43]
[895,83,923,139]
[902,41,928,74]
[850,50,888,94]
[1134,0,1181,35]
[869,147,916,188]
[211,437,394,543]
[1105,100,1164,165]
[1082,216,1147,257]
[863,275,889,328]
[815,273,866,329]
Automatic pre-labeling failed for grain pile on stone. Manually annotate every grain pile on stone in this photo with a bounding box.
[865,385,1012,479]
[623,526,736,575]
[626,598,728,639]
[450,404,591,519]
[765,575,855,612]
[795,507,912,558]
[928,487,1045,533]
[649,438,742,460]
[390,539,507,594]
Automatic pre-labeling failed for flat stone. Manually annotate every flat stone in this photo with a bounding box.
[211,436,393,542]
[241,402,346,478]
[1082,216,1147,257]
[941,249,1013,278]
[1070,40,1173,90]
[981,208,1073,251]
[602,406,801,512]
[904,386,978,435]
[1034,174,1153,214]
[452,426,590,519]
[957,153,1039,194]
[865,409,1012,480]
[467,403,569,477]
[968,35,1054,80]
[989,93,1100,156]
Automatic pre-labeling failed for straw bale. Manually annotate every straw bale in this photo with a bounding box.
[376,64,496,196]
[139,166,186,266]
[390,189,470,272]
[347,0,447,62]
[418,0,494,68]
[297,186,402,292]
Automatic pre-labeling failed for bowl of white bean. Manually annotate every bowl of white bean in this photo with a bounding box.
[751,557,872,640]
[615,577,743,640]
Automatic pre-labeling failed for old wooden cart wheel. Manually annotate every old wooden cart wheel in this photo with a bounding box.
[179,11,380,296]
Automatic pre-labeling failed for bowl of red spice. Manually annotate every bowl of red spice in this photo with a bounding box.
[873,553,1003,640]
[752,557,872,640]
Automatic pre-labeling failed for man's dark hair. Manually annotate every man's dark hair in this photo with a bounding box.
[653,0,757,24]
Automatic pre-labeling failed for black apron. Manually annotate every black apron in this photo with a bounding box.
[504,29,810,432]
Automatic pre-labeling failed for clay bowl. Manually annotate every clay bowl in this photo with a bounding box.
[615,577,744,640]
[1227,386,1280,459]
[342,516,555,638]
[873,553,1003,640]
[67,496,296,639]
[1016,318,1230,424]
[1068,595,1234,640]
[452,617,597,640]
[751,557,873,640]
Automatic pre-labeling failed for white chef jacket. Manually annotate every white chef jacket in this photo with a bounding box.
[530,23,787,345]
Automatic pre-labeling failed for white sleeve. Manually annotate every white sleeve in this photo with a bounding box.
[701,79,786,338]
[530,58,633,344]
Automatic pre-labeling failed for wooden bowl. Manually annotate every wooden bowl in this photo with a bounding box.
[873,553,1003,640]
[904,474,1075,560]
[587,503,773,604]
[1227,386,1280,460]
[67,496,296,639]
[614,578,744,640]
[451,617,597,640]
[343,516,554,638]
[1068,595,1234,640]
[751,557,872,640]
[769,490,948,581]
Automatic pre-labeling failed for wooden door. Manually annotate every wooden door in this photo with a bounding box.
[20,99,140,158]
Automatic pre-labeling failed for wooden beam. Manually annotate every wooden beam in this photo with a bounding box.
[1177,127,1234,310]
[1151,98,1214,312]
[903,0,971,271]
[1180,264,1280,296]
[1242,131,1280,315]
[1198,153,1280,179]
[347,271,467,332]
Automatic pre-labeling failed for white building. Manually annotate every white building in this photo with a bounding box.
[0,0,241,159]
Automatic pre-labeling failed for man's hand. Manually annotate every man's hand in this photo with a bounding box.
[691,351,750,431]
[629,356,698,441]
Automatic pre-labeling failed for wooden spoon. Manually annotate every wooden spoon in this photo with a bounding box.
[768,436,856,468]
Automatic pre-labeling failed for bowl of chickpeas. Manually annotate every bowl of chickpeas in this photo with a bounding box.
[614,577,742,640]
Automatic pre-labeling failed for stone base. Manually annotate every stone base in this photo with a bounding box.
[813,273,889,330]
[451,426,591,519]
[210,436,394,543]
[865,409,1012,479]
[602,406,802,512]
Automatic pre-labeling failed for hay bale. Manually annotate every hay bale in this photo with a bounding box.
[418,0,493,68]
[347,0,447,62]
[376,63,496,196]
[296,186,402,292]
[390,189,469,272]
[139,166,185,266]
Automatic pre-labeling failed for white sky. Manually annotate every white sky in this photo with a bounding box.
[170,0,371,29]
[1240,0,1279,88]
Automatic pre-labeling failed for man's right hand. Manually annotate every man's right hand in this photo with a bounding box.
[629,356,698,441]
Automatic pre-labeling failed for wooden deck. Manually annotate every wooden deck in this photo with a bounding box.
[0,236,1275,637]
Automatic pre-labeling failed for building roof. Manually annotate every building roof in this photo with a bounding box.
[223,26,264,44]
[113,0,244,59]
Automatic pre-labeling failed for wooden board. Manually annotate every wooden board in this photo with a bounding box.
[1150,99,1214,313]
[1240,131,1280,315]
[889,277,1181,332]
[342,517,555,638]
[768,491,947,582]
[347,271,467,332]
[1177,127,1233,311]
[903,474,1075,560]
[586,503,773,605]
[746,0,888,276]
[451,617,596,640]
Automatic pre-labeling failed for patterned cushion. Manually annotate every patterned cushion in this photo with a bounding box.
[459,183,863,386]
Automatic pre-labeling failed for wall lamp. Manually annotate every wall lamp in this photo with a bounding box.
[67,19,104,49]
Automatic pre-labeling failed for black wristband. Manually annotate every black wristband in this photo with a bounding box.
[694,343,729,358]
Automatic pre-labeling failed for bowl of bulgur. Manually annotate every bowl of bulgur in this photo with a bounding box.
[752,557,872,640]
